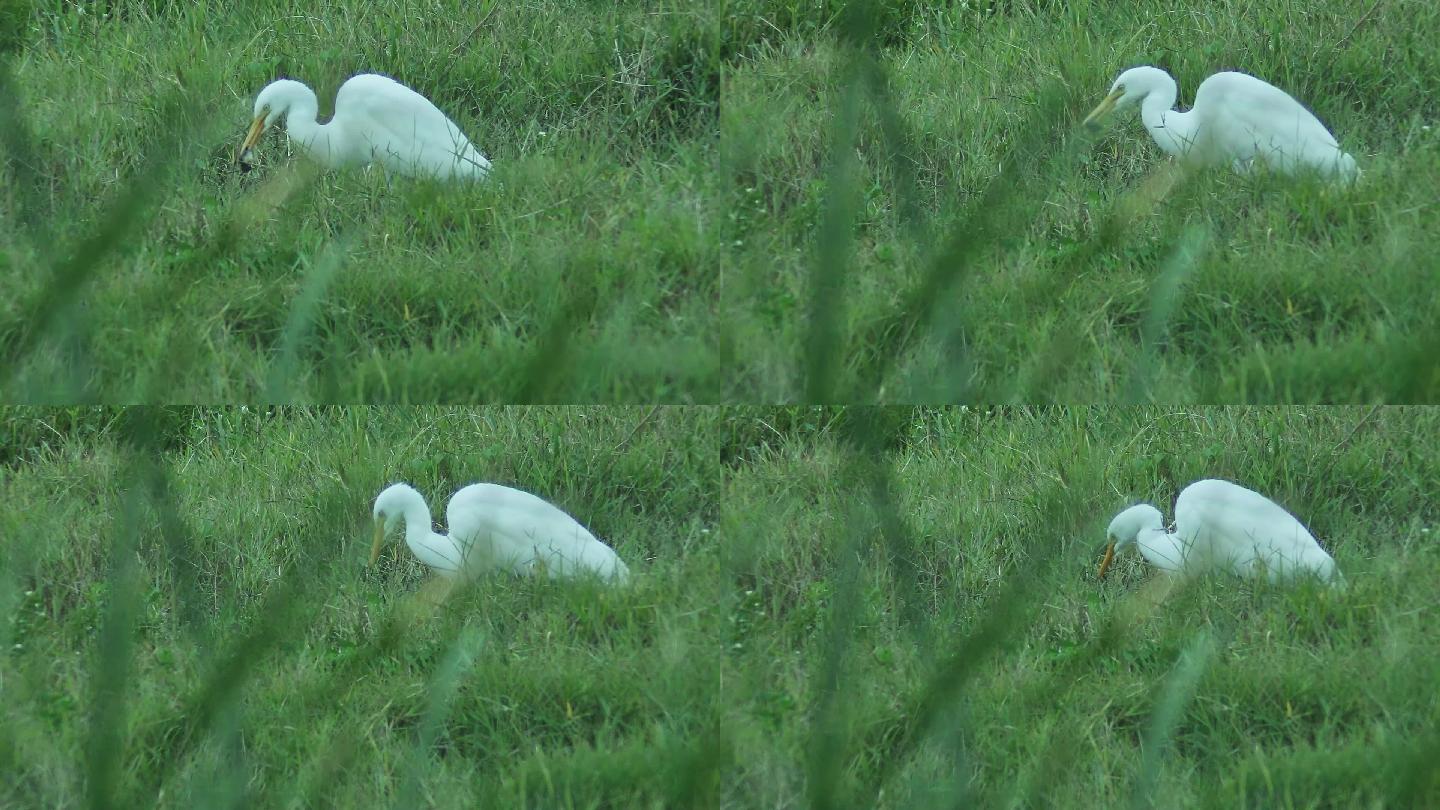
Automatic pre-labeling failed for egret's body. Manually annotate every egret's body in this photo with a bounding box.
[1084,66,1356,181]
[239,74,490,180]
[1099,479,1340,584]
[371,483,629,583]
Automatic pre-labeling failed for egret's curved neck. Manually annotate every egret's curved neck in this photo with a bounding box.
[279,93,338,165]
[1122,524,1167,551]
[1139,85,1198,157]
[392,498,436,549]
[1140,526,1173,545]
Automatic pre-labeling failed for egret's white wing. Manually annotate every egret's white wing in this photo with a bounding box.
[447,483,627,581]
[335,74,490,179]
[1195,72,1351,177]
[531,530,630,582]
[1175,479,1336,581]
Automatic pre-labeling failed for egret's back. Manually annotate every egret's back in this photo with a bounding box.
[336,74,491,180]
[1195,72,1352,178]
[447,484,628,582]
[1175,479,1337,581]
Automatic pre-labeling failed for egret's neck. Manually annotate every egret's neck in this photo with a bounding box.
[1139,88,1198,158]
[393,498,435,549]
[280,97,340,166]
[1139,526,1172,545]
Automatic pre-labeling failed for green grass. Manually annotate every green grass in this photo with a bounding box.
[1,1,729,402]
[4,405,1438,806]
[2,406,723,806]
[3,1,1438,401]
[720,0,1440,402]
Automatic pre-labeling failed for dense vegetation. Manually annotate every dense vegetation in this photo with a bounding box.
[3,1,1436,401]
[4,406,1437,806]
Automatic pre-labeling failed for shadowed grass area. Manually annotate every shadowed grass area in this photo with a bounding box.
[2,406,1437,805]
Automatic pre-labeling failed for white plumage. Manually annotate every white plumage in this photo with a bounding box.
[238,74,491,180]
[370,482,629,584]
[1083,66,1357,181]
[1099,479,1341,584]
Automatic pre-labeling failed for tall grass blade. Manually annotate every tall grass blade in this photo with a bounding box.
[513,291,594,403]
[858,571,1041,805]
[839,409,926,634]
[264,238,350,402]
[84,486,144,810]
[396,623,485,808]
[805,489,871,810]
[0,61,49,241]
[1126,225,1210,403]
[1,91,211,399]
[805,66,864,403]
[1130,630,1216,810]
[855,82,1079,400]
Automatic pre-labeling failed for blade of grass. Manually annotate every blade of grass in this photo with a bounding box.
[84,486,144,810]
[1125,225,1210,403]
[513,290,596,403]
[0,60,50,242]
[853,80,1080,401]
[805,487,872,810]
[839,408,926,635]
[0,91,215,398]
[1130,630,1216,810]
[396,623,485,808]
[264,237,351,402]
[854,565,1043,806]
[804,61,864,403]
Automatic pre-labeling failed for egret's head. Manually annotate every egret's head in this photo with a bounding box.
[1083,66,1174,128]
[1099,503,1164,578]
[238,79,314,167]
[370,482,422,566]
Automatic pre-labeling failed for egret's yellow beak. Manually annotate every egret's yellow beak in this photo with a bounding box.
[369,519,386,567]
[237,112,268,164]
[1098,540,1117,579]
[1082,88,1124,128]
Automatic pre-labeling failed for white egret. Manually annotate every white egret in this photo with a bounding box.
[1083,66,1357,181]
[1098,479,1341,584]
[370,482,630,584]
[238,74,491,180]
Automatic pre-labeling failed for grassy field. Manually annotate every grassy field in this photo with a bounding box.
[721,0,1440,401]
[3,1,1438,402]
[4,405,1438,806]
[1,1,727,402]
